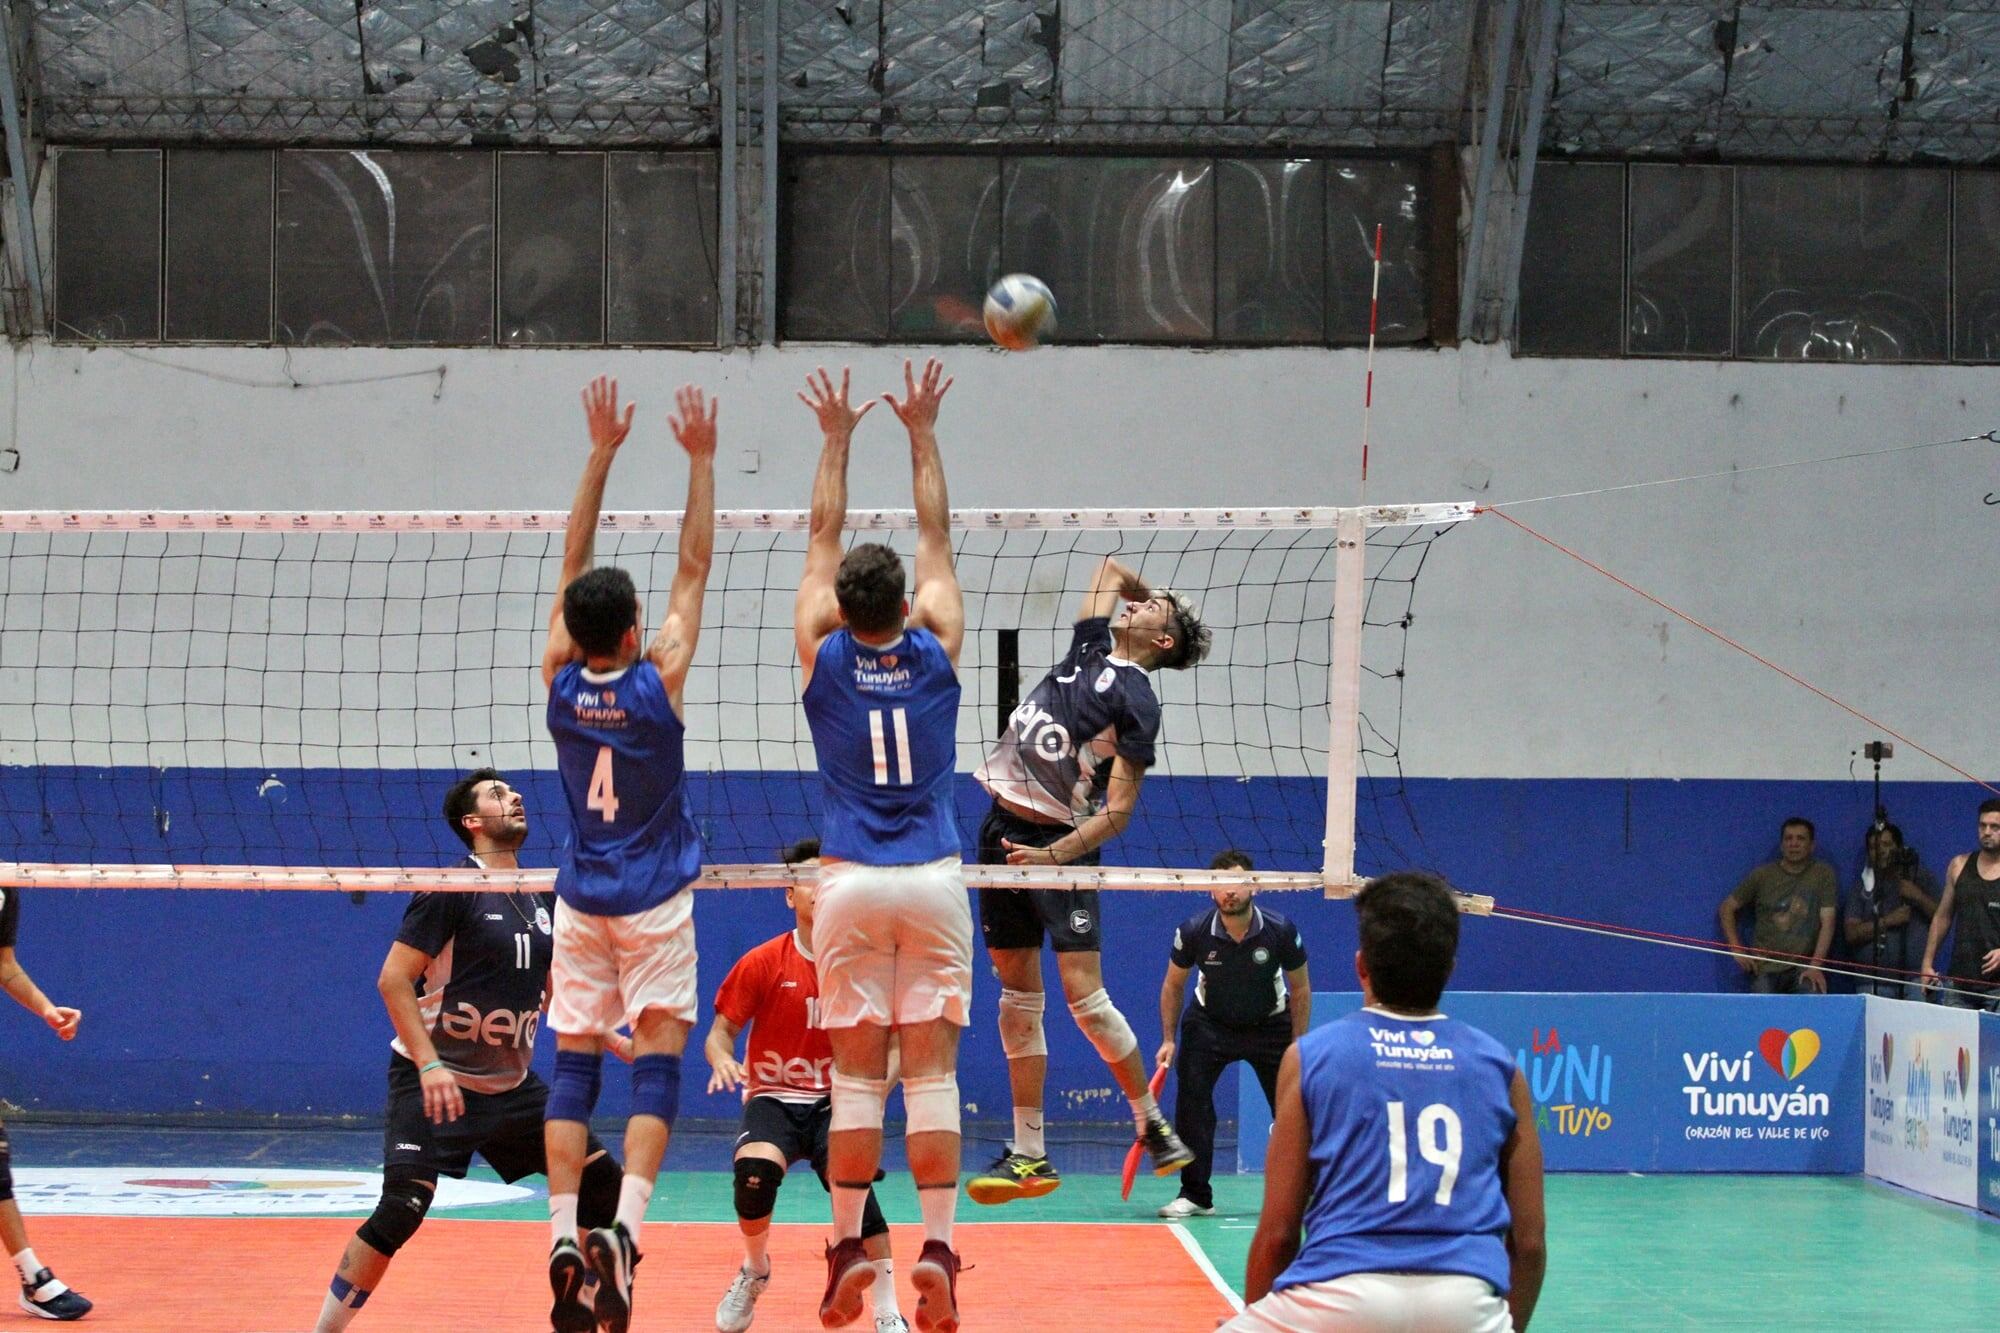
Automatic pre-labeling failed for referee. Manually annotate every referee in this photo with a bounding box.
[1154,851,1310,1219]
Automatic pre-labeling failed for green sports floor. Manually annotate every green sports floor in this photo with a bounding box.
[437,1168,2000,1329]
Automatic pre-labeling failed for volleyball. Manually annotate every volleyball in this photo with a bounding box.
[982,273,1057,350]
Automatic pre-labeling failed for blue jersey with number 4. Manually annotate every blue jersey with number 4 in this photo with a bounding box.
[546,658,704,916]
[801,628,961,865]
[1279,1008,1516,1295]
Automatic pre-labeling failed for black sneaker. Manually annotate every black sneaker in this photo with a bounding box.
[583,1222,640,1333]
[966,1146,1062,1205]
[1142,1116,1195,1175]
[19,1268,91,1322]
[549,1237,593,1333]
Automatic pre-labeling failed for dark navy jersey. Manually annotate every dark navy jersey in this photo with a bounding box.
[801,627,962,864]
[392,855,556,1095]
[0,886,16,950]
[546,657,704,915]
[1170,905,1307,1026]
[975,617,1161,822]
[1280,1008,1516,1295]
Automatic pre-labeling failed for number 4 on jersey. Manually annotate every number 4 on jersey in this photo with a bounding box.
[587,745,620,822]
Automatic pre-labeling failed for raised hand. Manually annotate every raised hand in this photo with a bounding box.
[883,357,953,434]
[581,375,636,452]
[668,384,719,459]
[798,366,875,438]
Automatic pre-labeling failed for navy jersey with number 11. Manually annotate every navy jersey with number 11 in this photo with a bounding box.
[546,658,704,916]
[1279,1007,1516,1296]
[801,628,961,865]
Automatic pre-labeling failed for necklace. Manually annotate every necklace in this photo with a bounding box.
[470,853,541,929]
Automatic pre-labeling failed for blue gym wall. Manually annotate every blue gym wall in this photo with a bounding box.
[0,769,1976,1123]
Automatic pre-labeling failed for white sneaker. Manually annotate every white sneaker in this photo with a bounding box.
[1158,1196,1215,1219]
[716,1265,770,1332]
[876,1315,911,1332]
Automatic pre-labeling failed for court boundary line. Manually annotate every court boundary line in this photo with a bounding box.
[1169,1221,1245,1312]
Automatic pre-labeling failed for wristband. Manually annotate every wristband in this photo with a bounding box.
[419,1059,445,1074]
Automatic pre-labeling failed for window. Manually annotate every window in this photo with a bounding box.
[1628,164,1732,357]
[1737,166,1947,362]
[166,150,272,343]
[55,149,161,342]
[276,151,494,346]
[1516,161,1625,356]
[607,152,720,345]
[499,153,605,346]
[1216,159,1324,343]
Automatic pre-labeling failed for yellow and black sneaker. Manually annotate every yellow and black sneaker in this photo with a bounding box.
[966,1147,1063,1205]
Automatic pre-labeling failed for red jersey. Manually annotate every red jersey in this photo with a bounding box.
[713,929,833,1103]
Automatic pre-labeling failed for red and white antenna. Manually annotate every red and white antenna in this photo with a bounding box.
[1359,221,1384,505]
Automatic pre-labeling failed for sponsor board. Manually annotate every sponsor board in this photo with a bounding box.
[1238,993,1861,1173]
[1863,996,1979,1208]
[1981,1012,2000,1217]
[13,1167,532,1217]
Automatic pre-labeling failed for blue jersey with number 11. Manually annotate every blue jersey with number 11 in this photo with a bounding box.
[801,628,961,865]
[1280,1008,1516,1296]
[546,659,704,916]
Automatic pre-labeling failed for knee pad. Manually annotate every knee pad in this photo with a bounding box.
[859,1185,889,1241]
[902,1073,961,1137]
[546,1048,603,1125]
[829,1071,891,1133]
[1068,988,1138,1063]
[356,1168,434,1257]
[998,988,1047,1061]
[0,1122,12,1202]
[578,1150,623,1230]
[732,1157,786,1221]
[630,1053,682,1127]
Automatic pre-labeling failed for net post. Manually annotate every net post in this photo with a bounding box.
[1323,508,1367,893]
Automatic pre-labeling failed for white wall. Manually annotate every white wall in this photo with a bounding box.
[4,340,1994,782]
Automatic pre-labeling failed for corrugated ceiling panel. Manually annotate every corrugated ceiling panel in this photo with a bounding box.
[1228,1,1391,112]
[1060,0,1232,110]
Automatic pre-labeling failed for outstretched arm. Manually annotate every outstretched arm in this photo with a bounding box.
[0,946,79,1041]
[884,358,964,665]
[796,368,874,683]
[649,385,717,713]
[544,376,635,687]
[1083,556,1151,623]
[1005,755,1145,866]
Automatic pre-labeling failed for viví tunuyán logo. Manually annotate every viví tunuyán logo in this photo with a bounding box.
[1939,1044,1975,1167]
[1514,1027,1611,1138]
[1869,1030,1897,1140]
[1905,1041,1934,1152]
[1680,1027,1831,1142]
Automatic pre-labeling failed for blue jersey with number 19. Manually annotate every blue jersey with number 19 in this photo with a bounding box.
[546,658,704,916]
[801,627,961,865]
[1278,1007,1516,1296]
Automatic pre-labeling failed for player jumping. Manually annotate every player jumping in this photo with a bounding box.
[541,376,716,1333]
[966,556,1208,1205]
[795,362,969,1332]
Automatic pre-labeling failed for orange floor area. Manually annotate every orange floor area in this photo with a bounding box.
[13,1216,1236,1331]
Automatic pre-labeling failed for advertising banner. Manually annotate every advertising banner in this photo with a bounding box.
[1979,1011,2000,1217]
[1863,996,1979,1208]
[1237,992,1863,1174]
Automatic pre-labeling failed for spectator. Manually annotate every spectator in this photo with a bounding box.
[1920,798,2000,1011]
[1154,851,1309,1220]
[1843,822,1937,999]
[1718,817,1837,994]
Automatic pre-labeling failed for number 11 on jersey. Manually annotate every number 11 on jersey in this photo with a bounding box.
[868,707,912,786]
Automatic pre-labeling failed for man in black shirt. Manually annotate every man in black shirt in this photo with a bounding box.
[0,887,91,1320]
[1154,852,1310,1219]
[313,769,623,1333]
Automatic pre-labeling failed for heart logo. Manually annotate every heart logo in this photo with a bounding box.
[1412,1030,1436,1046]
[880,654,898,668]
[1758,1027,1820,1080]
[1959,1047,1971,1093]
[1882,1033,1893,1076]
